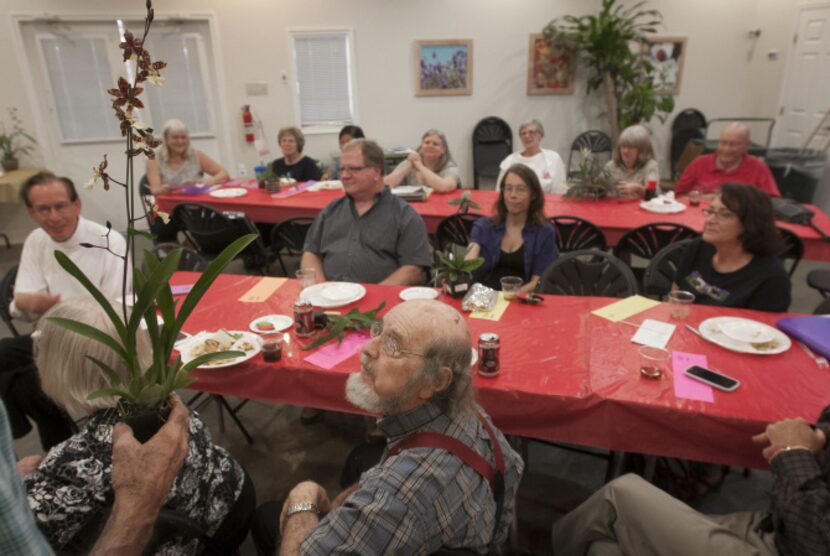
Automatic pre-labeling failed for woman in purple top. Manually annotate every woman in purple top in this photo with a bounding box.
[466,164,558,293]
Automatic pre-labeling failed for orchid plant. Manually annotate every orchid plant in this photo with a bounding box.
[50,0,255,414]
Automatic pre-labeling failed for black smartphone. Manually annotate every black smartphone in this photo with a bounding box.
[684,365,740,392]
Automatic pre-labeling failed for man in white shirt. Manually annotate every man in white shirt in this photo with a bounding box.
[1,172,128,450]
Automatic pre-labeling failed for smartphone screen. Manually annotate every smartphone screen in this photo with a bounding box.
[684,365,740,391]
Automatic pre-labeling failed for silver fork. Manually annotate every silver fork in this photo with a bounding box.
[798,341,829,369]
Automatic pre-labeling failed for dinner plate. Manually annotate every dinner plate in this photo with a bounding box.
[698,317,790,355]
[210,187,248,198]
[249,314,294,333]
[720,320,775,344]
[178,330,262,369]
[399,287,440,301]
[639,200,687,214]
[300,282,367,308]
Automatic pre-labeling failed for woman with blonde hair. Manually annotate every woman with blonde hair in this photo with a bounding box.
[384,129,460,192]
[605,124,660,197]
[23,298,253,554]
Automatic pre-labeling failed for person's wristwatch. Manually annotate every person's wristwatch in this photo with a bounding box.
[285,501,320,519]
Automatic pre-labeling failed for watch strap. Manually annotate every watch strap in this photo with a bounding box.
[285,501,320,518]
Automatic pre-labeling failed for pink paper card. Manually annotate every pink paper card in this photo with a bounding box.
[304,331,371,370]
[171,284,194,295]
[672,351,714,402]
[270,181,315,199]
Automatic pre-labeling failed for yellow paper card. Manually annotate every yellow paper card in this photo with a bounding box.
[238,277,287,303]
[470,292,511,321]
[591,295,660,322]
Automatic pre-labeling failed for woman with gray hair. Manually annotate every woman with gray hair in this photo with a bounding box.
[145,118,229,196]
[605,124,660,197]
[22,298,253,554]
[384,129,460,192]
[497,119,566,194]
[271,126,323,182]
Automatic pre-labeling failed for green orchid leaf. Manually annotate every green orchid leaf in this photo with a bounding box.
[85,355,123,387]
[87,387,134,402]
[180,350,246,373]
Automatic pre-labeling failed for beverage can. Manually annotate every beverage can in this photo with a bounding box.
[294,298,315,338]
[478,333,500,376]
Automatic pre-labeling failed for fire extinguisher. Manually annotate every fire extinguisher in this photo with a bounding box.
[242,105,255,143]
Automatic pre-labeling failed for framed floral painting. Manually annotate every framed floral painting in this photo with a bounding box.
[414,39,473,97]
[527,33,575,96]
[644,36,688,95]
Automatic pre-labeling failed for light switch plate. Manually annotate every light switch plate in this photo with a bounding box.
[245,82,268,95]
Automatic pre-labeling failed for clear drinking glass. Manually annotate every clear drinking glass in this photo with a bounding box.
[295,268,317,290]
[667,290,695,320]
[638,346,670,379]
[499,276,523,301]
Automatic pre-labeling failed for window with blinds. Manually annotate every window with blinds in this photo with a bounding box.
[290,30,356,130]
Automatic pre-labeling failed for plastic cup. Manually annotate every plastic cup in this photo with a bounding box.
[689,189,701,206]
[499,276,523,301]
[638,346,670,379]
[296,268,317,290]
[262,334,283,362]
[667,290,695,320]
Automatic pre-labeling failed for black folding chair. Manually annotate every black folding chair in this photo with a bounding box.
[613,223,699,285]
[150,242,209,272]
[173,203,269,274]
[472,117,512,190]
[670,108,706,180]
[538,249,638,298]
[776,227,804,277]
[1,265,19,337]
[549,215,607,253]
[435,213,483,252]
[269,217,315,276]
[642,239,695,300]
[807,269,830,298]
[567,130,613,178]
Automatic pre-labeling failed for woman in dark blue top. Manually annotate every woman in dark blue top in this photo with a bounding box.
[466,163,558,292]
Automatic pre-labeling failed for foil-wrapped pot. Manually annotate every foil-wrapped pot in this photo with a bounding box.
[461,283,498,312]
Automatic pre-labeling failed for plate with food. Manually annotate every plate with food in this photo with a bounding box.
[399,287,440,301]
[210,187,248,198]
[178,329,262,368]
[300,282,367,308]
[249,314,293,333]
[639,197,687,214]
[698,317,790,355]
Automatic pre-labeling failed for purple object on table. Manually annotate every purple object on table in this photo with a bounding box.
[177,183,212,195]
[171,284,195,295]
[777,316,830,359]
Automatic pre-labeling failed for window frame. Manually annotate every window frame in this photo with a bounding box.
[288,27,359,135]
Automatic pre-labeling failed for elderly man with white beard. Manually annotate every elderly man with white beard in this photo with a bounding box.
[251,300,523,556]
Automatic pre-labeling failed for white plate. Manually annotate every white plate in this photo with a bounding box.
[210,187,248,198]
[471,347,478,367]
[699,317,791,355]
[721,320,775,344]
[300,282,367,308]
[639,200,687,214]
[399,287,440,301]
[116,294,135,307]
[249,314,293,333]
[178,330,262,369]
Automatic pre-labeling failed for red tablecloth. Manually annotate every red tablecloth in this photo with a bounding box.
[157,188,830,261]
[173,272,830,469]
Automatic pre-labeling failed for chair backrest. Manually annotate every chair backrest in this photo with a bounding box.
[549,215,607,253]
[613,223,699,262]
[538,249,638,298]
[777,227,804,277]
[567,130,613,178]
[1,265,19,337]
[815,297,830,315]
[671,108,706,132]
[270,217,315,255]
[435,213,482,252]
[172,203,250,258]
[151,242,209,272]
[472,117,512,189]
[642,239,695,300]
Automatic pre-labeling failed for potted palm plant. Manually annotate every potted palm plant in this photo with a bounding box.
[0,107,37,172]
[564,148,618,200]
[49,0,255,441]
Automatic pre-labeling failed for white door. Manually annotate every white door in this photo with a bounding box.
[777,4,830,149]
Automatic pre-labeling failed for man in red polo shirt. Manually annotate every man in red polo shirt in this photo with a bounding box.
[675,122,780,197]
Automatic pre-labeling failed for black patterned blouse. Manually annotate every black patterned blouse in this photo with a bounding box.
[24,408,244,554]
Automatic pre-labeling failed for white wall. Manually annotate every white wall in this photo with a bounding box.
[0,0,820,243]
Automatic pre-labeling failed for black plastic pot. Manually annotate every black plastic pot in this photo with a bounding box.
[442,276,472,298]
[123,403,172,444]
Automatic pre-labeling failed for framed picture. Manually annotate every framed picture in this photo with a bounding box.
[527,33,575,95]
[644,36,687,95]
[414,39,473,97]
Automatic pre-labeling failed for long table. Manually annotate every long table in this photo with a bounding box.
[174,272,830,469]
[157,187,830,261]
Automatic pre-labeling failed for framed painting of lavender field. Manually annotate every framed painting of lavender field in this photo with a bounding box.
[414,39,473,97]
[644,36,688,95]
[527,33,575,95]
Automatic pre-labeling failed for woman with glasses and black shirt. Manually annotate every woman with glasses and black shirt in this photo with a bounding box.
[674,183,790,312]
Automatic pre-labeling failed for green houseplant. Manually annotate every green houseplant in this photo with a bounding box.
[433,247,484,298]
[49,0,255,435]
[544,0,674,141]
[0,107,37,172]
[564,147,618,199]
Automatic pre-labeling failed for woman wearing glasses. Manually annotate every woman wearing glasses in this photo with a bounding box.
[466,164,557,293]
[496,119,566,194]
[674,183,790,312]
